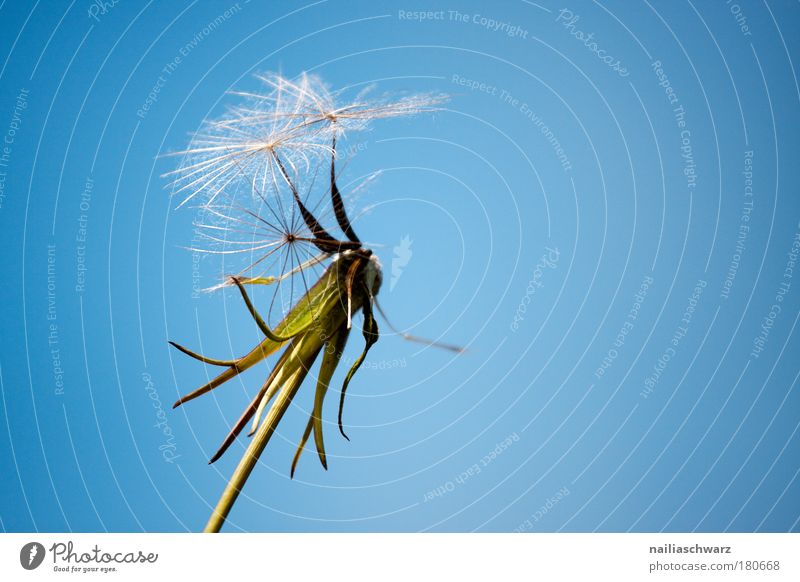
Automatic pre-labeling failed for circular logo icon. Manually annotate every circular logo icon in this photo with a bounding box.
[20,542,46,570]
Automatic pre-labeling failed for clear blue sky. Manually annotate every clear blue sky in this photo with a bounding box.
[0,0,798,532]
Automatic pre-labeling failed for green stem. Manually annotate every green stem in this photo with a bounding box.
[204,355,313,532]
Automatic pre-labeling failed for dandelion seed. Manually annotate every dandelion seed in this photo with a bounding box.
[165,72,455,532]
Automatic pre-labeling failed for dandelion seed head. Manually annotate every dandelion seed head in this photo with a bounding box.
[165,71,446,318]
[166,72,445,208]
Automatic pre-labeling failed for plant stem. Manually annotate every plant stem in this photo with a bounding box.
[204,364,309,533]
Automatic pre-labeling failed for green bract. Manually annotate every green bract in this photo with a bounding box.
[172,250,380,532]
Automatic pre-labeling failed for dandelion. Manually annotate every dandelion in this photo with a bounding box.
[164,73,458,532]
